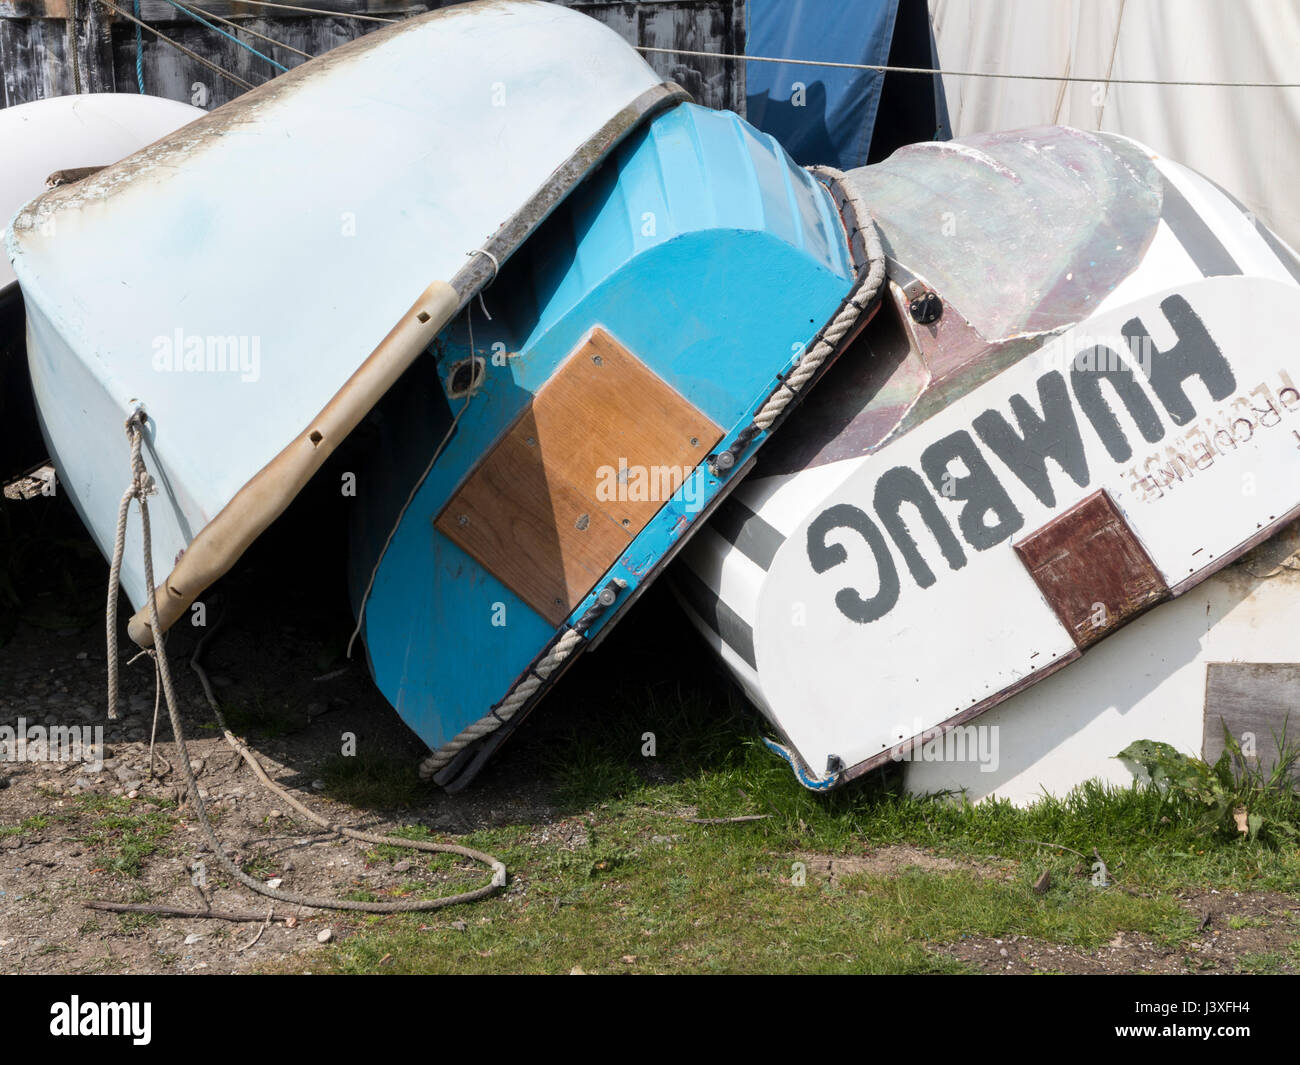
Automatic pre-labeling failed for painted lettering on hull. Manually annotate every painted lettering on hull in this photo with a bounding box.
[806,294,1236,624]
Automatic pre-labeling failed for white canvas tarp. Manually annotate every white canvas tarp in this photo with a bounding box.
[930,0,1300,250]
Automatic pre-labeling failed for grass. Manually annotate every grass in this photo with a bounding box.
[0,813,51,837]
[279,662,1300,974]
[72,794,178,879]
[1235,951,1293,974]
[7,487,1294,971]
[200,695,296,742]
[304,802,1207,975]
[320,750,423,809]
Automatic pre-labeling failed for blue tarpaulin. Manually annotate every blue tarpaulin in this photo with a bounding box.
[746,0,949,169]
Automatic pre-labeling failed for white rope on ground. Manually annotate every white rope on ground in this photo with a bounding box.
[636,45,1300,89]
[106,408,507,914]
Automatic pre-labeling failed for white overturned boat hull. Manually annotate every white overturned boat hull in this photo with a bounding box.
[1,93,205,478]
[901,531,1300,803]
[7,1,679,645]
[0,93,204,291]
[677,127,1300,789]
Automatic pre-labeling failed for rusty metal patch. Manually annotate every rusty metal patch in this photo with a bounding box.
[1014,489,1169,649]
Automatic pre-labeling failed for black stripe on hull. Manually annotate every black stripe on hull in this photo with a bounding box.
[675,565,756,669]
[711,499,786,572]
[1204,175,1300,287]
[1159,172,1241,278]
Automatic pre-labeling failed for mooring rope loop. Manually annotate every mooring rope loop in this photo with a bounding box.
[106,409,506,915]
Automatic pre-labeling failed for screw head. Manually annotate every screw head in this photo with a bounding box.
[909,291,943,325]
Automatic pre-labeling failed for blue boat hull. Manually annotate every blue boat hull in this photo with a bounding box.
[348,102,865,787]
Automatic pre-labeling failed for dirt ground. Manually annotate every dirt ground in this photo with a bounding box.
[2,488,1298,974]
[940,891,1300,975]
[0,595,567,973]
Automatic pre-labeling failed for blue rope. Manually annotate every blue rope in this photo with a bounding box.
[761,737,841,791]
[159,0,288,73]
[132,0,145,92]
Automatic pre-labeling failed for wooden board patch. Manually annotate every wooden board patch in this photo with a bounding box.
[436,328,722,625]
[1204,663,1300,781]
[1014,489,1169,649]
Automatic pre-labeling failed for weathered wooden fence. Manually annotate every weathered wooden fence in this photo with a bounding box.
[0,0,745,113]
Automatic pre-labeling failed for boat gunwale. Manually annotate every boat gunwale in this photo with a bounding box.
[125,79,690,647]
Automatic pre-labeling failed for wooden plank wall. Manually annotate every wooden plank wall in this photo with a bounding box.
[0,0,745,113]
[1203,663,1300,781]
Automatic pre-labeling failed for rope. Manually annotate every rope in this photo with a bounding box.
[705,164,885,483]
[132,0,145,92]
[68,0,82,94]
[637,45,1300,89]
[105,413,153,721]
[421,186,881,780]
[762,738,840,791]
[106,408,507,915]
[160,0,289,73]
[345,281,494,662]
[418,627,584,779]
[215,0,397,23]
[183,2,316,62]
[96,0,257,92]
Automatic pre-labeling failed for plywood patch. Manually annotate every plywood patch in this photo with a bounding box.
[1014,490,1169,649]
[1204,663,1300,781]
[436,328,721,625]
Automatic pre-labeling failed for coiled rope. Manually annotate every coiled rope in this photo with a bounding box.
[107,408,507,914]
